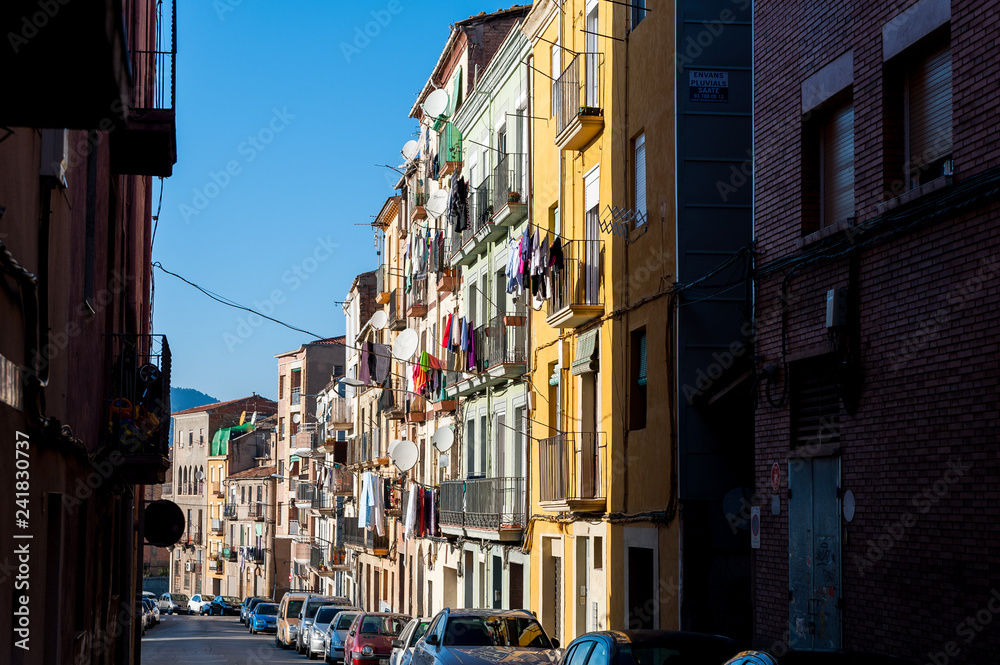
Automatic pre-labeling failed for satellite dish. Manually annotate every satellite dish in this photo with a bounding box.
[370,310,388,330]
[401,140,419,160]
[250,412,257,425]
[392,328,419,362]
[195,470,204,480]
[438,454,449,468]
[239,410,247,425]
[387,439,404,457]
[390,440,419,472]
[431,426,454,452]
[424,89,450,119]
[425,190,448,218]
[292,413,301,424]
[339,376,366,388]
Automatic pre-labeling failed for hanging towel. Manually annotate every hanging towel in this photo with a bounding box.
[374,343,391,383]
[442,313,453,348]
[404,481,418,541]
[358,472,374,528]
[373,475,385,537]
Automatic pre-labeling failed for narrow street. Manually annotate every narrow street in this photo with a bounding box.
[141,616,298,665]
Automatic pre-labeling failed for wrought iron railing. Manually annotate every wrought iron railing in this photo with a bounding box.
[249,502,266,521]
[471,175,493,233]
[389,289,405,330]
[554,53,604,135]
[493,153,526,212]
[342,519,390,552]
[548,238,604,315]
[486,313,528,369]
[439,477,526,531]
[223,504,237,519]
[210,518,223,534]
[326,396,352,425]
[129,0,176,111]
[296,483,315,502]
[102,334,171,466]
[538,432,607,504]
[291,386,301,406]
[437,122,464,174]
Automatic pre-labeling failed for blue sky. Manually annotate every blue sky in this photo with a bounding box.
[153,0,504,402]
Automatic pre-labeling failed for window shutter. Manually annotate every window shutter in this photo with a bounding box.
[909,45,952,167]
[634,133,647,223]
[822,102,854,226]
[637,334,647,386]
[585,167,600,212]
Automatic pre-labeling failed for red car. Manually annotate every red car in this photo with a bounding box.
[344,612,410,665]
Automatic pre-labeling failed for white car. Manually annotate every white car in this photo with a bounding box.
[391,617,431,665]
[187,594,217,615]
[158,592,190,615]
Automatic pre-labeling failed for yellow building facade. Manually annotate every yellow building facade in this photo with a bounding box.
[206,456,227,594]
[522,0,680,643]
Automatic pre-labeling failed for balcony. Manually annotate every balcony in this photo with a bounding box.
[450,176,503,267]
[388,289,406,331]
[342,520,390,555]
[492,153,528,228]
[312,490,338,515]
[290,386,302,406]
[554,53,605,151]
[330,466,354,496]
[310,546,349,576]
[547,239,605,328]
[187,530,203,546]
[449,315,527,397]
[223,504,238,519]
[438,477,526,541]
[539,432,607,513]
[437,122,464,177]
[210,519,224,535]
[406,395,428,423]
[249,502,266,521]
[223,546,237,562]
[295,483,315,505]
[101,334,171,484]
[437,268,461,294]
[208,558,222,573]
[411,190,428,221]
[325,397,353,433]
[406,278,428,318]
[211,483,223,498]
[375,264,390,305]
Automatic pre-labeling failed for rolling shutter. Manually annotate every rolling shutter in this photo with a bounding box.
[585,166,600,212]
[908,45,952,167]
[637,333,647,386]
[822,102,854,227]
[634,133,647,223]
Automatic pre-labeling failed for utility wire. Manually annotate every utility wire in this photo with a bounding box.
[152,262,327,340]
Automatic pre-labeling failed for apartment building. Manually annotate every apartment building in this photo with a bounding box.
[753,0,1000,659]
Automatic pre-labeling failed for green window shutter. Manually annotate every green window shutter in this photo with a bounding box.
[638,334,647,386]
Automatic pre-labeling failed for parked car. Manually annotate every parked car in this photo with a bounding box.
[158,592,189,615]
[410,609,559,665]
[187,593,217,615]
[142,598,160,626]
[249,602,279,634]
[298,595,355,654]
[323,610,362,665]
[242,596,271,624]
[137,598,150,632]
[309,606,359,660]
[557,630,740,665]
[209,595,242,616]
[391,617,431,665]
[344,612,410,665]
[276,591,311,649]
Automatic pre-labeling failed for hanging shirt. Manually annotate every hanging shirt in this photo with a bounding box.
[358,472,375,528]
[404,481,418,541]
[373,475,385,537]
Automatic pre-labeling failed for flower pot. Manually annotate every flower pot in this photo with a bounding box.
[504,315,526,326]
[507,192,521,203]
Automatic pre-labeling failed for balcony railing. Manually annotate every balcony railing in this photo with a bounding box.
[439,477,526,537]
[223,546,237,561]
[326,397,353,427]
[554,52,604,137]
[291,386,302,406]
[376,263,389,304]
[407,278,428,317]
[210,518,223,535]
[389,289,406,331]
[342,520,390,553]
[296,483,315,503]
[547,238,605,327]
[188,530,203,546]
[223,504,238,519]
[471,175,493,234]
[101,334,171,484]
[538,432,607,512]
[486,313,528,371]
[249,502,266,521]
[437,122,464,176]
[492,152,526,212]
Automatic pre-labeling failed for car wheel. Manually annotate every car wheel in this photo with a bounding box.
[276,636,282,648]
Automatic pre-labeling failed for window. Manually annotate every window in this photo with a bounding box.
[466,419,476,478]
[905,43,952,187]
[279,374,285,400]
[199,428,205,445]
[634,133,647,226]
[551,42,561,117]
[188,431,193,446]
[630,0,647,30]
[630,328,647,430]
[821,101,855,227]
[334,364,344,376]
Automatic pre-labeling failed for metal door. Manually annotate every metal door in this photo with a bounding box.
[788,457,841,651]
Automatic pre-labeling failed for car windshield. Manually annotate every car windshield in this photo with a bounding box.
[336,613,359,630]
[443,616,551,648]
[222,596,240,603]
[359,616,407,636]
[305,600,334,619]
[315,607,338,624]
[171,594,189,602]
[287,600,304,616]
[255,604,278,616]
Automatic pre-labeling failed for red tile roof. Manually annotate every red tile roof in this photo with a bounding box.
[228,465,278,480]
[171,395,277,417]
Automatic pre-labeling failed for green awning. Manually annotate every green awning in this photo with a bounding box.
[571,330,599,375]
[210,422,254,456]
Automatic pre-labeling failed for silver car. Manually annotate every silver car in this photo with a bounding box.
[297,595,352,654]
[158,592,189,615]
[308,605,347,660]
[391,617,431,665]
[323,610,362,665]
[409,609,560,665]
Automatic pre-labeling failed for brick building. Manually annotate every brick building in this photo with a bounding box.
[753,0,1000,661]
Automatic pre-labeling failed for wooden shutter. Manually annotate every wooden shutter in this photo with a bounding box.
[634,133,647,223]
[908,45,953,167]
[822,102,854,226]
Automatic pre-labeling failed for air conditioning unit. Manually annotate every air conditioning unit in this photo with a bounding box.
[185,562,192,572]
